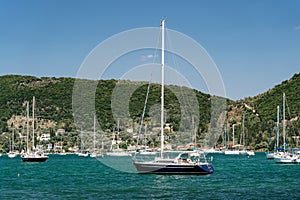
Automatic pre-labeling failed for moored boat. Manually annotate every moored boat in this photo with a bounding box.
[132,19,214,175]
[8,125,16,158]
[21,151,48,162]
[134,151,213,174]
[8,152,16,158]
[77,152,89,157]
[106,151,131,157]
[21,97,48,162]
[246,151,255,156]
[275,152,300,164]
[274,93,300,164]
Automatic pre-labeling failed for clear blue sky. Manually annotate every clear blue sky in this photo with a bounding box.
[0,0,299,100]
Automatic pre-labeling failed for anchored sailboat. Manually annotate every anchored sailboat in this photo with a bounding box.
[8,125,16,158]
[77,130,89,157]
[224,124,240,155]
[90,114,103,158]
[21,97,48,162]
[266,105,280,159]
[106,119,131,157]
[275,93,300,164]
[132,19,214,174]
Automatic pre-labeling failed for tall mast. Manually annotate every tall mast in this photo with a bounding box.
[160,19,165,158]
[12,124,14,152]
[283,93,286,151]
[193,116,196,146]
[225,117,228,147]
[242,113,245,145]
[32,96,35,150]
[232,124,235,147]
[224,119,227,148]
[26,101,29,154]
[276,105,280,151]
[93,114,96,152]
[117,119,120,150]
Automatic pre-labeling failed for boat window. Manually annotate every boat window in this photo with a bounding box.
[180,153,188,159]
[190,155,199,162]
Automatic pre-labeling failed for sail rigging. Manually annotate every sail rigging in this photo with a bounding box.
[132,19,214,175]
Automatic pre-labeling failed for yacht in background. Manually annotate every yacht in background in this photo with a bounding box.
[21,97,48,162]
[8,127,16,158]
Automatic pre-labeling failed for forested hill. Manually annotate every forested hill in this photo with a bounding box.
[0,73,299,150]
[246,73,300,123]
[0,74,213,134]
[229,72,300,149]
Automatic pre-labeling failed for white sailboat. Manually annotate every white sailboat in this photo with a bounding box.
[241,113,255,156]
[77,151,89,157]
[90,115,103,158]
[275,93,300,164]
[58,133,66,156]
[78,130,89,157]
[106,151,131,157]
[21,97,48,162]
[266,105,280,159]
[106,119,131,157]
[90,115,97,158]
[224,120,254,156]
[224,125,240,155]
[132,19,214,174]
[8,125,16,158]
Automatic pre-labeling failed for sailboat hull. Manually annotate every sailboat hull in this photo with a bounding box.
[133,161,214,175]
[21,155,48,162]
[8,153,16,158]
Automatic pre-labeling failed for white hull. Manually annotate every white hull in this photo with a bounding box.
[224,150,254,156]
[275,153,300,164]
[90,152,97,158]
[266,152,283,159]
[224,150,240,155]
[266,152,275,159]
[78,152,89,157]
[90,152,103,158]
[139,151,157,155]
[106,152,131,157]
[247,151,255,156]
[239,150,247,155]
[203,148,222,154]
[275,158,300,164]
[8,152,16,158]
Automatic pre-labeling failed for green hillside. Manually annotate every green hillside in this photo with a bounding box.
[249,73,300,122]
[0,73,299,152]
[0,75,216,152]
[241,73,300,149]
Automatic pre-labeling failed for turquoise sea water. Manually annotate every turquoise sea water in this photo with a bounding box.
[0,153,299,199]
